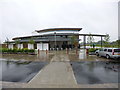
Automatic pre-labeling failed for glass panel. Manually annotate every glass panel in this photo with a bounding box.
[114,49,120,52]
[104,49,107,51]
[108,49,112,52]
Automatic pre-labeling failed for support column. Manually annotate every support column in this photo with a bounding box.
[83,35,86,49]
[101,36,103,48]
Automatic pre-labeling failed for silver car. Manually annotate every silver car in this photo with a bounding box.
[95,48,120,59]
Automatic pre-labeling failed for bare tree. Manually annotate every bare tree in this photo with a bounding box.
[29,38,35,44]
[71,35,79,49]
[104,34,110,47]
[87,33,94,47]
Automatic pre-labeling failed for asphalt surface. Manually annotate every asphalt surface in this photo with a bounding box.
[0,60,48,83]
[71,61,119,84]
[1,50,119,88]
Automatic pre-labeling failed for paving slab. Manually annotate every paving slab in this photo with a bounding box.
[78,83,118,88]
[1,81,26,88]
[24,54,78,88]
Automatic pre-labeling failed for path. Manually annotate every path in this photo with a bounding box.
[24,53,78,88]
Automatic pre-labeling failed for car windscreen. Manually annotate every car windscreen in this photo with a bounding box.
[114,49,120,52]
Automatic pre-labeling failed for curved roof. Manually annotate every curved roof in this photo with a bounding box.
[35,28,82,33]
[12,33,79,40]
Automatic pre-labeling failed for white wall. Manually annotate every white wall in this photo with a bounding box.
[21,44,23,49]
[17,44,23,49]
[37,43,42,50]
[8,44,13,49]
[43,43,49,50]
[28,44,34,49]
[37,43,49,50]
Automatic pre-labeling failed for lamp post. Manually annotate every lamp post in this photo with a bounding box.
[54,31,56,50]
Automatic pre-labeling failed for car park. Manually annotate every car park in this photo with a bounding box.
[95,48,120,59]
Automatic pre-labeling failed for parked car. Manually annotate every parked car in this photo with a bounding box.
[95,48,120,59]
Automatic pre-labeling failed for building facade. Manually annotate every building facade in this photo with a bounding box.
[7,28,82,50]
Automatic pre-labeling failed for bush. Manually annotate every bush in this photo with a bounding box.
[88,48,100,52]
[28,49,35,53]
[12,48,17,53]
[1,48,8,52]
[7,49,12,52]
[1,48,35,54]
[23,48,29,53]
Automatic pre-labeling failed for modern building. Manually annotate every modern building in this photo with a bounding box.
[7,28,82,50]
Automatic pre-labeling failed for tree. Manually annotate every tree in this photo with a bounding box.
[29,38,35,44]
[87,33,94,47]
[15,40,20,44]
[116,39,120,48]
[28,38,35,49]
[71,35,79,49]
[104,34,110,47]
[4,37,10,47]
[15,40,20,49]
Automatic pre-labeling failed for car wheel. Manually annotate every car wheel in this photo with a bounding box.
[106,55,110,59]
[96,53,99,56]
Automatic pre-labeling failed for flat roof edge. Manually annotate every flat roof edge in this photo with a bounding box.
[35,28,82,33]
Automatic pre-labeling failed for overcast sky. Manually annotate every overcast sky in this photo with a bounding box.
[0,0,119,43]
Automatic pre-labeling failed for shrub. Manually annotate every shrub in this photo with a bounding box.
[12,48,17,53]
[28,49,35,53]
[2,48,35,54]
[2,48,8,52]
[23,48,29,53]
[7,49,12,52]
[88,48,100,52]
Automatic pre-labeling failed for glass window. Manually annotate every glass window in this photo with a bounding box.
[108,49,112,52]
[114,49,120,52]
[100,49,103,51]
[104,49,107,51]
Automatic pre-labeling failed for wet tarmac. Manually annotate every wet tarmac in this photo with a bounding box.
[68,50,119,61]
[0,59,48,83]
[1,50,120,86]
[71,61,119,84]
[2,52,54,61]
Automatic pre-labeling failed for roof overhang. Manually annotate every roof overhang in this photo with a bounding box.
[12,33,79,40]
[35,28,82,33]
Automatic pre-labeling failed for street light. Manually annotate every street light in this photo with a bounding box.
[54,31,56,51]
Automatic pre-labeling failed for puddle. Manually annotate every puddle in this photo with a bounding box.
[71,61,119,84]
[2,53,54,61]
[0,59,48,83]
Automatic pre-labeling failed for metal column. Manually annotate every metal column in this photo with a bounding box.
[101,36,103,48]
[83,35,86,49]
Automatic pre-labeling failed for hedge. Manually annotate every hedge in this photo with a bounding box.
[1,48,35,54]
[88,48,100,52]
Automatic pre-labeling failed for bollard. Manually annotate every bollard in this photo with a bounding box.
[38,49,40,54]
[76,49,78,55]
[46,49,48,54]
[67,48,69,54]
[86,48,89,55]
[66,48,69,54]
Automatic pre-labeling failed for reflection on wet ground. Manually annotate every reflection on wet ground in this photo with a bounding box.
[1,50,119,85]
[68,54,110,61]
[0,60,48,83]
[1,51,54,83]
[68,49,119,61]
[2,51,54,61]
[71,61,119,84]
